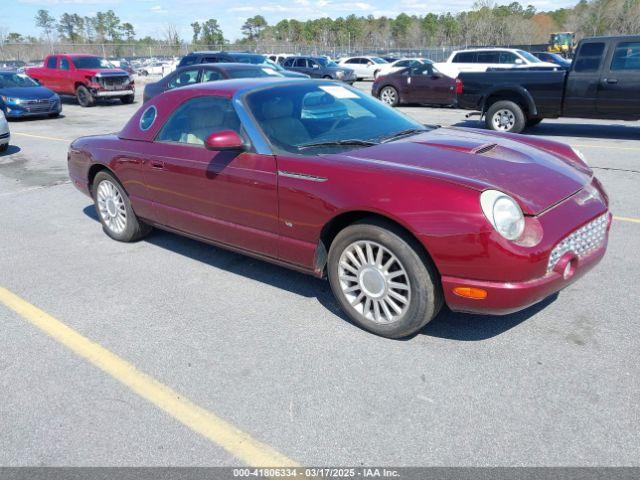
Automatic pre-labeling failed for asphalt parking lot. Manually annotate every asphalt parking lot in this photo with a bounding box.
[1,80,639,467]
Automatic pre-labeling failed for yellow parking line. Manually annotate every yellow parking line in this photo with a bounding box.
[614,215,640,224]
[0,286,298,467]
[573,143,640,151]
[13,132,69,142]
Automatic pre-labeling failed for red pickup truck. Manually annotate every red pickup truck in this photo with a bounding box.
[26,54,135,107]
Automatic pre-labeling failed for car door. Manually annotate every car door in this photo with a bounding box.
[563,41,607,117]
[58,56,74,94]
[406,64,453,104]
[344,58,364,78]
[40,56,59,90]
[596,40,640,118]
[166,67,201,91]
[145,95,279,257]
[476,51,501,72]
[307,59,323,78]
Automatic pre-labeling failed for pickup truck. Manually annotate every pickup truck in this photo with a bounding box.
[456,35,640,133]
[26,54,135,107]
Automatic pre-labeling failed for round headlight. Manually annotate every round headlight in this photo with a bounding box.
[480,189,525,240]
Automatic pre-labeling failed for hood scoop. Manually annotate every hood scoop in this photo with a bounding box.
[472,143,498,155]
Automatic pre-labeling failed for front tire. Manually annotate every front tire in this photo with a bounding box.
[93,171,151,242]
[485,100,525,133]
[0,143,8,153]
[379,86,399,107]
[76,85,95,107]
[327,220,442,339]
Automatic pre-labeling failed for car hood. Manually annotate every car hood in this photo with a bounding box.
[76,68,129,76]
[0,86,56,99]
[334,127,592,215]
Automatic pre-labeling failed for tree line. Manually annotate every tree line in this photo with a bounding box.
[1,0,639,50]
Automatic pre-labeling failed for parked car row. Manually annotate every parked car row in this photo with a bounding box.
[456,35,640,133]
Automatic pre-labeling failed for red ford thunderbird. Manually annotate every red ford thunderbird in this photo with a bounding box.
[68,79,610,338]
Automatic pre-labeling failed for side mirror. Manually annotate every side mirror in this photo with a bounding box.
[205,130,245,151]
[514,58,524,65]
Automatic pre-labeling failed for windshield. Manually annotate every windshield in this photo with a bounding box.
[245,83,427,154]
[229,54,267,65]
[516,50,541,63]
[0,73,39,88]
[227,67,282,78]
[72,57,114,69]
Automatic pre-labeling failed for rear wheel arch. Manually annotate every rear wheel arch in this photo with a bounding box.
[88,164,121,194]
[483,88,536,118]
[317,210,440,277]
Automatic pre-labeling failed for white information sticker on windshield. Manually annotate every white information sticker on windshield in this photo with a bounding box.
[319,85,359,99]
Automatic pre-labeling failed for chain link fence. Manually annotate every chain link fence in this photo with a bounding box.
[0,42,549,64]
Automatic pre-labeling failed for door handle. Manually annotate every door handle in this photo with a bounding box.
[603,78,618,84]
[150,160,164,169]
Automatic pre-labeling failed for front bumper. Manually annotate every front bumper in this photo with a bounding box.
[94,89,135,98]
[443,213,611,315]
[3,100,62,118]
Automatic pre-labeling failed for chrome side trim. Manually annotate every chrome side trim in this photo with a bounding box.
[278,170,327,182]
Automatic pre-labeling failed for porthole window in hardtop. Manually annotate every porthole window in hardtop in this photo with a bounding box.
[139,106,157,131]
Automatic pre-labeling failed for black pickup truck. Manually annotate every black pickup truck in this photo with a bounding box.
[457,35,640,133]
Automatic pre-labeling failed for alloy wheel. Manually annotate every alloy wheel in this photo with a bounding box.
[337,240,411,324]
[380,87,397,106]
[96,180,127,234]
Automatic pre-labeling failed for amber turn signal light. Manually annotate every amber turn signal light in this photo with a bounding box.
[453,286,488,300]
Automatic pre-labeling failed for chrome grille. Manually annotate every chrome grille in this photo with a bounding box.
[547,213,608,272]
[23,99,54,112]
[97,76,129,90]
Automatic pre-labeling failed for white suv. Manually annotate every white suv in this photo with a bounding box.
[338,56,388,80]
[0,110,10,153]
[435,48,557,78]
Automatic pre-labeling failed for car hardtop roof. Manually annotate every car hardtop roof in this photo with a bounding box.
[452,47,522,53]
[178,62,273,71]
[55,53,102,58]
[176,77,323,96]
[188,51,260,56]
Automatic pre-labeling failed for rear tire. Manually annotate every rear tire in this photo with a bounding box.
[92,171,151,242]
[327,219,442,339]
[121,94,135,104]
[485,100,525,133]
[379,86,399,107]
[76,85,95,108]
[0,143,8,153]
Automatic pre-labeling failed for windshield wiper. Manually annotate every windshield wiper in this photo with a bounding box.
[379,128,425,143]
[297,139,379,150]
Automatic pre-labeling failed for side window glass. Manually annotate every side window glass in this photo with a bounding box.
[156,96,241,146]
[453,52,475,63]
[47,57,57,69]
[574,42,605,72]
[477,52,500,63]
[60,58,70,70]
[611,42,640,71]
[168,69,199,88]
[499,52,518,63]
[202,69,222,82]
[346,58,357,64]
[203,57,219,63]
[294,58,306,67]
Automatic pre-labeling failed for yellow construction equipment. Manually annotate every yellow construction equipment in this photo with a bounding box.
[548,32,576,58]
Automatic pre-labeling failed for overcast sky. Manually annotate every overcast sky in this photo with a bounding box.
[8,0,575,42]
